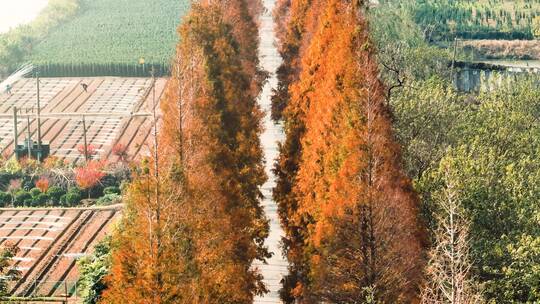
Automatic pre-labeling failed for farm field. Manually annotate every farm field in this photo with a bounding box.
[0,77,167,162]
[460,39,540,60]
[30,0,190,71]
[408,0,540,40]
[0,206,121,298]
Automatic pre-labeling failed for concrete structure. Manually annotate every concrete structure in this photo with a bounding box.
[455,61,540,92]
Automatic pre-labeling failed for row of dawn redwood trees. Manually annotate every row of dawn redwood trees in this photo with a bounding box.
[100,1,269,303]
[100,0,426,302]
[273,0,426,302]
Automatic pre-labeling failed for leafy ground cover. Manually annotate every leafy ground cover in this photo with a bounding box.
[30,0,190,72]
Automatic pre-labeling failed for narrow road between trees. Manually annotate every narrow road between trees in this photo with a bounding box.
[254,0,288,303]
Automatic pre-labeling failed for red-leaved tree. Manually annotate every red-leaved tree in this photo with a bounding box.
[35,177,49,193]
[111,144,128,162]
[77,144,98,160]
[75,161,106,198]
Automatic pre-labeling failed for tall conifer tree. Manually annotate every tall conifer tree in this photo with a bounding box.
[102,1,268,303]
[274,0,425,302]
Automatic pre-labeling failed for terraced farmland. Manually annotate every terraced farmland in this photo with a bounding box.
[0,206,121,298]
[0,77,167,162]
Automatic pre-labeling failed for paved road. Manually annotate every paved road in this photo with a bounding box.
[253,1,288,303]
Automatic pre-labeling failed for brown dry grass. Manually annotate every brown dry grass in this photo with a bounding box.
[461,40,540,60]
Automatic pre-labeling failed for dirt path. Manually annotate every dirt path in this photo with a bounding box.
[254,1,288,303]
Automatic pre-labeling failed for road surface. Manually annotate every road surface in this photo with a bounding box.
[253,0,288,303]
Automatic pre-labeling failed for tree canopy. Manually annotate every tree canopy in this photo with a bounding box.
[274,1,425,302]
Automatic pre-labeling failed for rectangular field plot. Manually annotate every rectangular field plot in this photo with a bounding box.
[0,207,121,298]
[0,78,78,112]
[0,77,167,162]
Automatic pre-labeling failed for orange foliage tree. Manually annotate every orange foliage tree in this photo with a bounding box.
[35,177,49,193]
[102,1,268,303]
[75,161,106,198]
[272,0,319,301]
[274,0,425,302]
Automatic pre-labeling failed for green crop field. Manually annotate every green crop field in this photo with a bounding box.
[407,0,540,40]
[30,0,190,76]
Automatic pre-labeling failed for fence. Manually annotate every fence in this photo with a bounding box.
[2,280,81,303]
[26,280,81,298]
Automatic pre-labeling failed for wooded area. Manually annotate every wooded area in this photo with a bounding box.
[2,0,535,303]
[273,0,424,302]
[101,1,269,303]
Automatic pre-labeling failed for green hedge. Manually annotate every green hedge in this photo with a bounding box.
[35,62,171,78]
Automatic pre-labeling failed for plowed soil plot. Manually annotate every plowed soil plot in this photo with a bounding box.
[0,77,168,162]
[0,207,121,297]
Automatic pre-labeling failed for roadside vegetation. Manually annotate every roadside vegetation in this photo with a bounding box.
[101,0,269,303]
[0,244,19,297]
[374,1,540,303]
[77,237,111,304]
[269,0,540,303]
[3,0,539,302]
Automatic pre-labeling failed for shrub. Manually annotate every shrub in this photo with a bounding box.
[103,186,120,195]
[14,190,31,207]
[112,144,128,161]
[7,179,22,193]
[43,156,65,169]
[22,177,34,191]
[46,186,65,206]
[35,178,50,193]
[77,144,98,160]
[29,188,42,198]
[60,188,82,207]
[23,198,34,208]
[32,193,49,207]
[0,173,17,190]
[60,193,79,207]
[96,193,121,206]
[3,158,21,175]
[68,187,83,197]
[0,192,12,207]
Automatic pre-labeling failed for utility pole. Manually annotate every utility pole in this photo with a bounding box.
[450,38,459,85]
[13,107,18,160]
[82,115,88,162]
[64,281,68,303]
[26,108,32,158]
[36,72,42,162]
